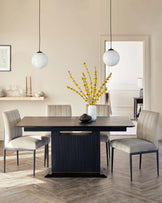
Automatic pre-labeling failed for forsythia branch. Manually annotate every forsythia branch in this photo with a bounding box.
[67,63,112,105]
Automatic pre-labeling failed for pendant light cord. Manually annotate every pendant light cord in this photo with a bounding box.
[110,0,112,49]
[39,0,41,52]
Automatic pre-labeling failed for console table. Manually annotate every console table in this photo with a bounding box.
[134,97,143,119]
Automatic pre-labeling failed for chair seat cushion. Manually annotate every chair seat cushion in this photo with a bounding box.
[41,136,50,145]
[25,133,50,144]
[111,138,157,153]
[24,132,51,139]
[100,132,110,142]
[29,135,50,145]
[6,136,49,150]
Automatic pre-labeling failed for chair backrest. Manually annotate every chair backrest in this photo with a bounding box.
[86,104,110,117]
[2,109,22,147]
[47,105,72,117]
[137,110,160,147]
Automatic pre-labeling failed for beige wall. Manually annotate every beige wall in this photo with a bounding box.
[0,0,162,139]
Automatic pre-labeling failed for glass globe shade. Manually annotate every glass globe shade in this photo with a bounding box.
[103,49,120,66]
[32,51,48,69]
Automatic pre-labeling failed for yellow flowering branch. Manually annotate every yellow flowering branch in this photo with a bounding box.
[67,63,112,105]
[68,71,87,100]
[83,62,93,99]
[92,68,98,104]
[96,73,112,96]
[82,72,91,103]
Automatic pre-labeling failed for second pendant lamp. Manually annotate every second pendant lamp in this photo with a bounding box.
[103,0,120,67]
[32,0,48,69]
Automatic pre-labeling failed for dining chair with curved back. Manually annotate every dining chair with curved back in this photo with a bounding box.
[111,110,160,181]
[86,104,111,166]
[47,105,72,117]
[2,109,50,176]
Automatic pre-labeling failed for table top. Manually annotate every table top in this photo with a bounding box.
[17,116,134,129]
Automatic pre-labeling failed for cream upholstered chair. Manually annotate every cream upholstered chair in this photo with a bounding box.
[46,104,72,133]
[47,105,72,117]
[111,110,160,181]
[86,104,111,166]
[2,109,50,176]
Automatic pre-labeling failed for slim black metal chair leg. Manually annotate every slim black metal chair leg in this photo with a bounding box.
[4,149,6,173]
[44,145,46,167]
[106,142,109,166]
[139,153,142,169]
[130,154,133,181]
[47,144,49,168]
[111,147,114,173]
[17,150,19,166]
[156,150,159,176]
[108,141,110,159]
[33,150,36,176]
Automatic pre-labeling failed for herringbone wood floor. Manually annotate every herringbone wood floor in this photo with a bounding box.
[0,138,161,203]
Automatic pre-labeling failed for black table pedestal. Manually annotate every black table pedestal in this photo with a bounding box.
[45,130,107,177]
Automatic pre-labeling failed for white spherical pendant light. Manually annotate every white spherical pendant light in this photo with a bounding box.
[32,51,48,69]
[103,0,120,67]
[103,48,120,66]
[32,0,48,69]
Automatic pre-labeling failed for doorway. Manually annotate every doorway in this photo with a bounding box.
[100,35,150,117]
[106,41,143,118]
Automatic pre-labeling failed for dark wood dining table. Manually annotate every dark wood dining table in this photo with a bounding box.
[17,116,134,177]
